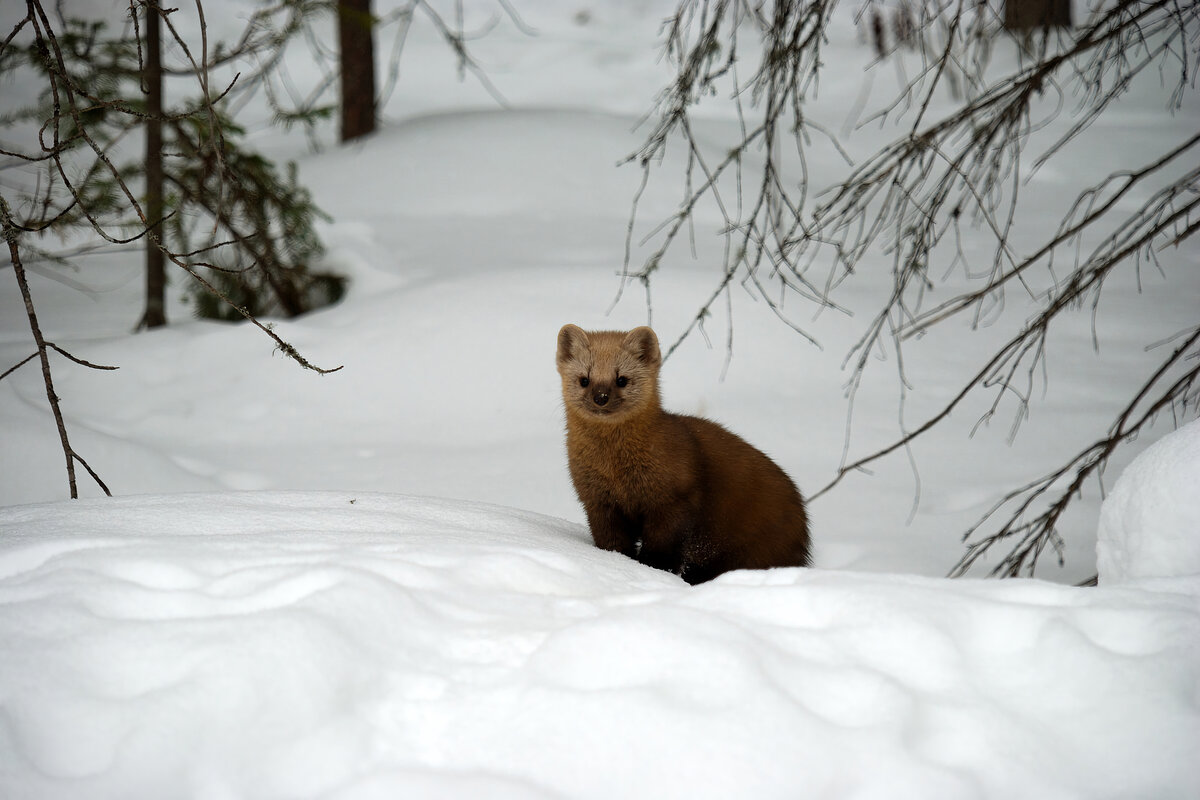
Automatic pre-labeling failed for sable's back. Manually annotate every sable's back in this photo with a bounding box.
[680,415,802,500]
[678,413,810,568]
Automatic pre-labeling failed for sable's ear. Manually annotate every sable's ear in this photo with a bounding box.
[557,324,588,366]
[622,326,661,367]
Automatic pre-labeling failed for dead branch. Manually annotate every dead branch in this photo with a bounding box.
[1,195,113,498]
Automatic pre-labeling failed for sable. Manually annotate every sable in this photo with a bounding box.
[556,324,810,584]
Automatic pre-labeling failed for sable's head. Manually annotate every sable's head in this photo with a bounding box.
[556,324,661,422]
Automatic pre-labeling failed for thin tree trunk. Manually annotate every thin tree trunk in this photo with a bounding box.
[338,0,377,142]
[1004,0,1072,30]
[140,0,167,329]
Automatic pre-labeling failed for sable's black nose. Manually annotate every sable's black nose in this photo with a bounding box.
[593,391,609,406]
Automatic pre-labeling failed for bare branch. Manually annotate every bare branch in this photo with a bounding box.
[950,325,1200,577]
[1,194,112,498]
[628,0,1200,576]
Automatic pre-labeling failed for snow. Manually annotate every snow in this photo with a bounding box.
[3,0,1200,797]
[3,493,1199,799]
[1098,419,1200,582]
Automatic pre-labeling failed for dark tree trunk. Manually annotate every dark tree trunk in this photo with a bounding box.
[1004,0,1072,30]
[140,0,167,329]
[338,0,376,142]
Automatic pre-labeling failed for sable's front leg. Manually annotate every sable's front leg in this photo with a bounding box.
[585,504,639,558]
[639,501,700,577]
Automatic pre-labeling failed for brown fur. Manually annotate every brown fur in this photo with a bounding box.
[556,324,811,584]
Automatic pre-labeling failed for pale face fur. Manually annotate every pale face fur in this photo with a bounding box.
[556,324,662,423]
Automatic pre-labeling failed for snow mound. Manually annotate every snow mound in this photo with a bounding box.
[2,492,1199,799]
[1097,418,1200,582]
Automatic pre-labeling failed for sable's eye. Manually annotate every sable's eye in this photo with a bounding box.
[616,376,628,388]
[579,376,590,388]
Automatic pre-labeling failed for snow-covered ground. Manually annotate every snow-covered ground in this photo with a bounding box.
[2,1,1199,797]
[2,480,1198,799]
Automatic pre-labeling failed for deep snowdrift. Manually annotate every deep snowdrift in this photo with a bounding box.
[1,492,1198,799]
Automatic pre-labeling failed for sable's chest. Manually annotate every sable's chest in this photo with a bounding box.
[567,431,665,510]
